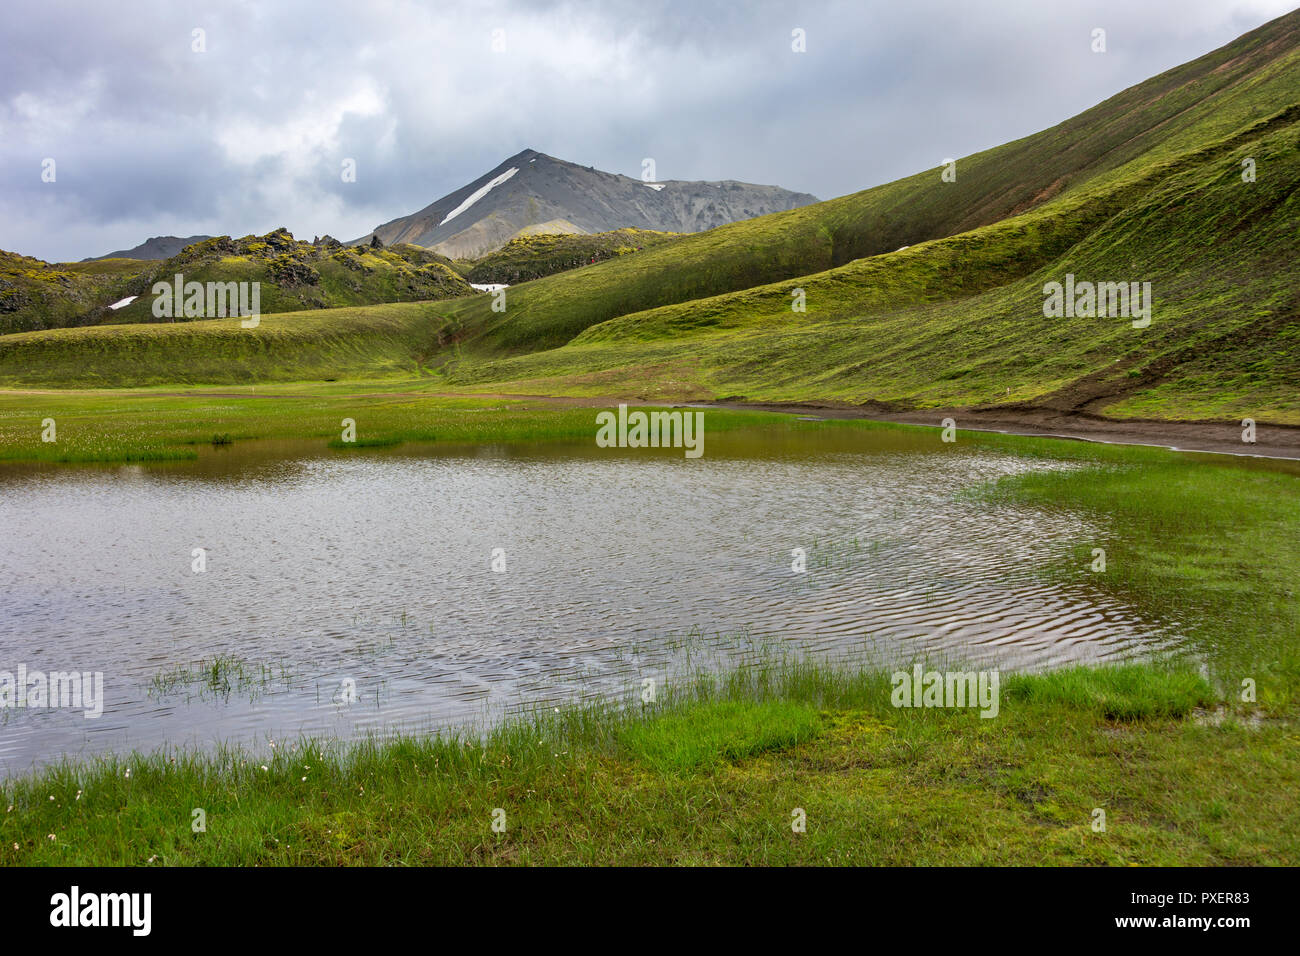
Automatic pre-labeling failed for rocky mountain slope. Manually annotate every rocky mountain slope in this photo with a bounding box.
[1,230,474,333]
[354,149,818,258]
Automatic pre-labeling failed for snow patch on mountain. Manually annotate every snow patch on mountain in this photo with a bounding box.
[440,168,519,226]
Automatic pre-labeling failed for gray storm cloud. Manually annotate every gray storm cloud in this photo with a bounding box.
[1,0,1295,260]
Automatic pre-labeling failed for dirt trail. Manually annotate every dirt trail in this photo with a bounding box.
[711,400,1300,460]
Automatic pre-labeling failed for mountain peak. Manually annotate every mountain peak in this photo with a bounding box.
[356,153,817,258]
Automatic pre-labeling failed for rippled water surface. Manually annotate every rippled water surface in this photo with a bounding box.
[0,426,1186,773]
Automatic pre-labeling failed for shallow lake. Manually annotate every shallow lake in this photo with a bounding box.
[0,424,1191,775]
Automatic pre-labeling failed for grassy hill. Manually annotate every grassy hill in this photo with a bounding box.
[0,252,141,335]
[1,10,1298,423]
[445,104,1300,422]
[463,228,681,284]
[0,230,475,335]
[0,301,454,387]
[100,229,475,325]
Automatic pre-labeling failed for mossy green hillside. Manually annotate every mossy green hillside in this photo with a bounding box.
[423,11,1300,359]
[4,14,1299,425]
[0,303,455,389]
[103,230,475,324]
[463,228,681,285]
[441,109,1300,422]
[6,103,1297,427]
[0,230,477,335]
[0,251,142,335]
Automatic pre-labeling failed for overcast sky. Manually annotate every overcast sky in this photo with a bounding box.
[2,0,1296,261]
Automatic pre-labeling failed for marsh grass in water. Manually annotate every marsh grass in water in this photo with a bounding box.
[984,455,1300,714]
[148,655,294,704]
[799,535,871,572]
